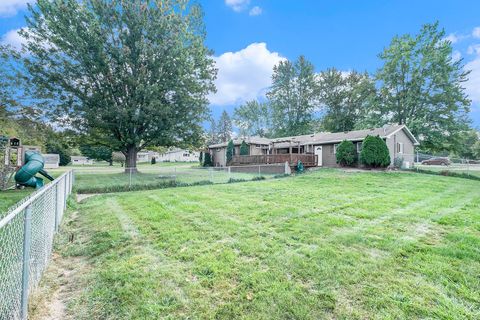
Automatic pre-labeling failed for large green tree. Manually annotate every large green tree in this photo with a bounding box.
[267,56,319,137]
[233,100,271,137]
[372,22,470,152]
[23,0,216,172]
[79,144,113,165]
[318,69,377,132]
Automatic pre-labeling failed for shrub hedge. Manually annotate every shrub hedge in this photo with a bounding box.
[360,135,390,168]
[336,140,357,166]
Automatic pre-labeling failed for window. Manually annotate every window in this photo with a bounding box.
[255,144,262,148]
[397,142,404,154]
[357,142,362,153]
[333,144,339,154]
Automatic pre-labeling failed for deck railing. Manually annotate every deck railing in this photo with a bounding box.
[231,154,318,167]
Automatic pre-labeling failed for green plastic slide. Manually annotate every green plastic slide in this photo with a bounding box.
[14,151,54,189]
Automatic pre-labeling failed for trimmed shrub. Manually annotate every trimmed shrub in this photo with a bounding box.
[251,176,266,181]
[151,157,156,165]
[240,140,249,155]
[296,160,304,173]
[360,135,391,168]
[336,140,357,166]
[226,140,235,164]
[228,177,247,183]
[199,151,203,165]
[203,152,213,167]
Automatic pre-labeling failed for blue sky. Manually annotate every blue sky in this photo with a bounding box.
[1,0,480,128]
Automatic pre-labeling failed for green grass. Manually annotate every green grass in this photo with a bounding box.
[0,189,32,214]
[416,164,480,178]
[43,169,480,319]
[72,166,270,193]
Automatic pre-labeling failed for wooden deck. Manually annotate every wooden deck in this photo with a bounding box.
[231,154,318,167]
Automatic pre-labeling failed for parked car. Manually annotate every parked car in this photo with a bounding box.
[421,157,451,166]
[467,159,480,164]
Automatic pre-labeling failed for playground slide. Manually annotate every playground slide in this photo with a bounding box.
[14,151,54,189]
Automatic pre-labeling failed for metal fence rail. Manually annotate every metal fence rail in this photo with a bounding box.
[0,170,73,320]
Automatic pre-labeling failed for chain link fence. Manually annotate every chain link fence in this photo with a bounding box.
[72,163,289,194]
[0,170,73,320]
[393,153,480,178]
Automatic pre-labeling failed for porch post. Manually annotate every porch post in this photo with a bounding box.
[289,142,292,165]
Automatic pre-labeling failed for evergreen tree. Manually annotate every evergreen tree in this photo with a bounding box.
[226,140,235,164]
[336,140,357,166]
[267,56,319,137]
[199,151,203,165]
[203,152,213,167]
[151,157,156,165]
[218,110,233,142]
[240,140,249,155]
[360,135,390,168]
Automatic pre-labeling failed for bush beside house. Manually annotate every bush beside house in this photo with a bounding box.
[360,135,390,168]
[203,152,213,167]
[336,140,357,166]
[226,140,235,164]
[240,141,249,155]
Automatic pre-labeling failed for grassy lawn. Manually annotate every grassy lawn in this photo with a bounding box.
[72,166,271,193]
[32,169,480,319]
[415,164,480,178]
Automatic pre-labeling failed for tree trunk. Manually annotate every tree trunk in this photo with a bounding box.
[125,146,138,174]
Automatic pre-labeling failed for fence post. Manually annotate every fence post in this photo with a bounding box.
[63,174,68,210]
[258,165,261,177]
[174,166,177,184]
[54,182,60,232]
[228,166,231,178]
[20,205,33,320]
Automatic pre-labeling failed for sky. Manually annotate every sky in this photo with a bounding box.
[1,0,480,128]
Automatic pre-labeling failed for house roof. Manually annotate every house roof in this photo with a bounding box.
[209,136,271,148]
[208,124,420,149]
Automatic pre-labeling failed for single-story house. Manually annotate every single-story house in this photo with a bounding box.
[43,154,60,169]
[71,156,94,165]
[208,124,419,168]
[136,151,160,163]
[157,149,200,162]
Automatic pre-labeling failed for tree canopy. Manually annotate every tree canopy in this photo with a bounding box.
[23,0,216,171]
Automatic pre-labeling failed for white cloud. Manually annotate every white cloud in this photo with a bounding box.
[225,0,250,12]
[467,44,480,55]
[444,33,459,44]
[249,6,262,16]
[0,0,32,17]
[472,27,480,39]
[209,42,286,106]
[464,55,480,104]
[452,50,462,62]
[1,28,27,51]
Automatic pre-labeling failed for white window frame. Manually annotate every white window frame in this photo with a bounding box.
[397,142,404,154]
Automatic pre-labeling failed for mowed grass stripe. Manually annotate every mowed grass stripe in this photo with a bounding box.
[39,170,480,320]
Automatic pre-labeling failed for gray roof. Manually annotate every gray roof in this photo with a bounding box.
[209,136,271,148]
[208,125,419,149]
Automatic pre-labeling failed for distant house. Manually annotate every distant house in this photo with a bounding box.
[71,156,94,165]
[157,149,200,162]
[208,124,419,168]
[136,151,159,163]
[43,154,60,169]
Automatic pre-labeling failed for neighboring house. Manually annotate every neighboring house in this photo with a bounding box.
[208,124,419,168]
[157,149,200,162]
[71,156,94,165]
[136,151,160,163]
[43,154,60,169]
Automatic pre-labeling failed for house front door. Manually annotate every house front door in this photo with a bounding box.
[315,146,322,166]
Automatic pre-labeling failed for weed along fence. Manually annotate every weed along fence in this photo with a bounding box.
[0,170,74,320]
